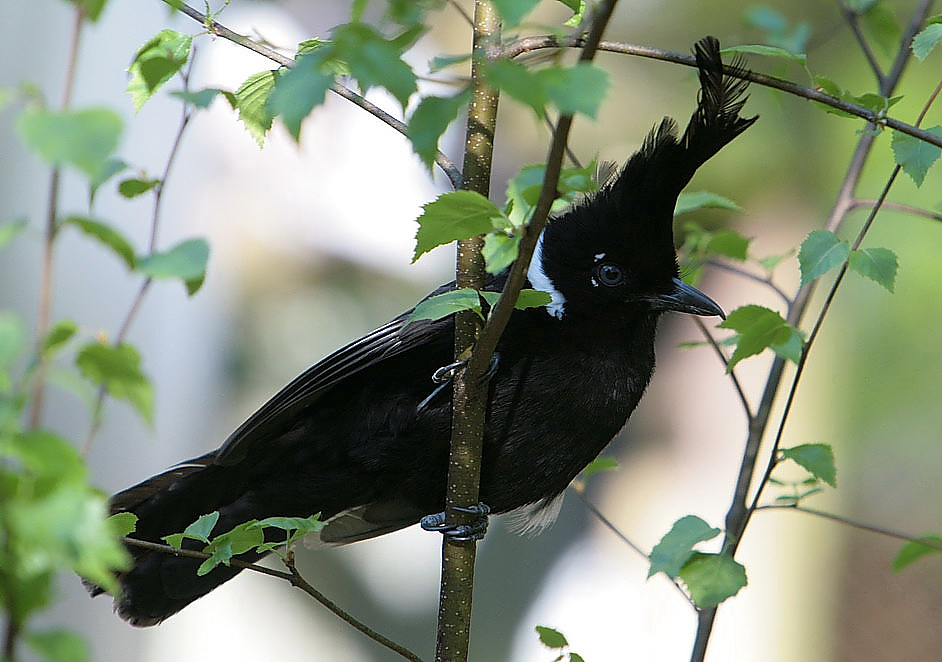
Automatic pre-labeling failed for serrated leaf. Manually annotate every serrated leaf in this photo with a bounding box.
[538,63,609,118]
[429,53,471,73]
[75,342,153,423]
[234,71,281,147]
[648,515,721,578]
[171,512,219,546]
[893,536,942,571]
[169,88,221,108]
[535,625,568,649]
[408,289,485,323]
[721,44,807,64]
[331,23,417,107]
[848,247,898,292]
[413,190,502,261]
[780,444,837,487]
[27,628,89,662]
[118,177,160,199]
[107,512,138,537]
[674,191,742,216]
[484,59,546,116]
[679,552,748,608]
[66,216,136,270]
[483,232,520,274]
[718,305,798,370]
[798,230,850,285]
[406,89,470,169]
[891,127,942,187]
[493,0,541,27]
[0,218,28,251]
[770,326,804,365]
[268,53,335,142]
[912,23,942,60]
[706,229,751,261]
[17,108,123,178]
[581,456,618,480]
[137,238,209,296]
[479,288,553,311]
[127,30,193,112]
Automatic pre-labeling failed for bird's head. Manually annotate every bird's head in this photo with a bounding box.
[526,36,756,323]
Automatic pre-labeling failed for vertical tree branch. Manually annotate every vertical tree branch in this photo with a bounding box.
[435,3,500,661]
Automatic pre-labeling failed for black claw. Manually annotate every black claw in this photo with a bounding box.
[420,503,491,542]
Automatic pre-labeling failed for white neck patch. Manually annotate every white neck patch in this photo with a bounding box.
[527,232,566,319]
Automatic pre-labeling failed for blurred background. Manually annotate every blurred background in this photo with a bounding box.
[2,0,941,660]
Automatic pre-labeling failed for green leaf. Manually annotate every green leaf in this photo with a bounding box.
[429,53,471,73]
[537,63,609,118]
[535,625,568,649]
[581,456,618,480]
[648,515,721,578]
[27,628,89,662]
[406,89,471,169]
[798,230,850,285]
[504,162,596,226]
[674,191,742,216]
[413,190,502,261]
[169,88,222,109]
[679,552,748,608]
[483,59,546,116]
[718,305,800,370]
[66,216,136,270]
[912,22,942,60]
[137,238,210,296]
[107,512,138,537]
[127,30,193,112]
[0,312,27,372]
[0,218,28,251]
[88,158,128,205]
[570,654,586,662]
[893,536,942,571]
[408,289,486,323]
[268,53,335,142]
[721,43,807,64]
[479,288,552,311]
[848,247,898,292]
[75,342,153,423]
[780,444,837,487]
[493,0,541,27]
[331,23,417,107]
[17,108,123,178]
[483,232,520,275]
[891,127,942,187]
[42,320,78,356]
[234,71,281,147]
[770,326,804,365]
[117,177,160,199]
[706,229,751,261]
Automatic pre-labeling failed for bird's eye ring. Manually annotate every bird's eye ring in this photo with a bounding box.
[595,263,625,287]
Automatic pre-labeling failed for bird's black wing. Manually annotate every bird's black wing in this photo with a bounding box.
[215,290,455,466]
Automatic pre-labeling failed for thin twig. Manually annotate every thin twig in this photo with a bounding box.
[502,37,942,149]
[756,504,942,550]
[163,0,462,189]
[571,489,696,608]
[849,198,942,222]
[693,318,753,422]
[81,54,199,455]
[119,538,423,662]
[447,0,474,27]
[26,9,84,431]
[835,0,886,88]
[705,260,791,306]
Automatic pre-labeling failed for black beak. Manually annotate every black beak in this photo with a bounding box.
[644,277,725,318]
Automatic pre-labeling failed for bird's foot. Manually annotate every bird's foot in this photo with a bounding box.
[418,354,500,413]
[420,503,491,543]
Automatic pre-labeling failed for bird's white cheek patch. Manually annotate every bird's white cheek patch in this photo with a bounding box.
[527,233,567,319]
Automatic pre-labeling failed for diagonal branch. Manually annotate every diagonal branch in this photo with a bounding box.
[162,0,462,189]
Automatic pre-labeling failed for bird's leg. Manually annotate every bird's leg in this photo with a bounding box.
[420,503,491,542]
[416,353,500,413]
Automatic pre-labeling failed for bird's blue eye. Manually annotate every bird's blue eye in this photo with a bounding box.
[595,263,625,287]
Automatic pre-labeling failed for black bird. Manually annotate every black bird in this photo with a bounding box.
[91,36,756,625]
